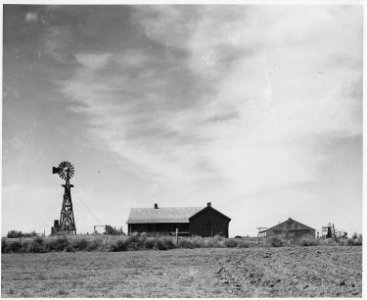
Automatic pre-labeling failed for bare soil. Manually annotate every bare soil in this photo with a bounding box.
[1,246,361,297]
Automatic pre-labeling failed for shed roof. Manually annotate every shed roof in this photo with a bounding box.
[127,207,204,224]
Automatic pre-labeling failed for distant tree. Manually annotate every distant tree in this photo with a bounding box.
[7,230,36,238]
[105,225,125,235]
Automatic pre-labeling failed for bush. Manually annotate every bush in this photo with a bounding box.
[125,236,143,251]
[143,238,156,249]
[177,238,194,249]
[299,237,320,247]
[109,240,127,252]
[7,230,36,238]
[319,238,338,246]
[160,237,176,250]
[105,225,125,235]
[2,239,8,253]
[47,237,70,251]
[190,237,203,248]
[86,238,103,251]
[26,237,47,253]
[6,241,23,253]
[268,236,285,247]
[72,239,89,251]
[236,239,250,248]
[224,238,237,248]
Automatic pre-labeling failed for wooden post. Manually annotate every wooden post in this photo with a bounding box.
[176,228,178,244]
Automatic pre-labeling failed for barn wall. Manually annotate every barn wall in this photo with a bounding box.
[266,229,315,239]
[189,207,230,238]
[128,223,189,236]
[265,219,315,239]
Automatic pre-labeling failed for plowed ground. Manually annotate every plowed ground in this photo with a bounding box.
[1,246,361,297]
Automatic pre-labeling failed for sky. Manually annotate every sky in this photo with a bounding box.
[2,4,363,237]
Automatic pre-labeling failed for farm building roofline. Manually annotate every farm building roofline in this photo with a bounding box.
[126,207,203,224]
[259,218,315,233]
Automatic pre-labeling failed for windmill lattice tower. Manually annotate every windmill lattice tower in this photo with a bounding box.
[52,161,77,235]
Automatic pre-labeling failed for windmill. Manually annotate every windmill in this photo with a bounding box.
[52,161,77,235]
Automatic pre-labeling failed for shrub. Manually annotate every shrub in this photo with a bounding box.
[299,237,320,247]
[356,234,362,246]
[125,236,144,251]
[6,241,23,253]
[105,225,125,235]
[2,239,8,253]
[161,237,176,250]
[177,238,194,249]
[47,237,70,251]
[154,237,176,250]
[7,230,23,238]
[268,236,285,247]
[109,240,127,252]
[319,238,338,246]
[86,238,103,251]
[224,238,237,248]
[190,237,203,248]
[236,240,250,248]
[6,230,36,238]
[72,239,89,251]
[143,238,156,249]
[26,237,47,253]
[65,244,75,252]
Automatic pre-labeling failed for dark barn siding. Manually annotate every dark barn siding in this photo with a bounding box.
[189,207,230,238]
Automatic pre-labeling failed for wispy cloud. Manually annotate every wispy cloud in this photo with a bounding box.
[25,12,38,23]
[56,5,361,201]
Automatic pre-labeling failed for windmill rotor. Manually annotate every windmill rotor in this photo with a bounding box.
[53,161,75,180]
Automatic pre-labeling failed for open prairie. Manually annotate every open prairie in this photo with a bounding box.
[1,246,361,297]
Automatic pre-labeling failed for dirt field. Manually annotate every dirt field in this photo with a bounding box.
[1,246,361,297]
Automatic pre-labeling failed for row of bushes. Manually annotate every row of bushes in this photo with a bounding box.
[6,230,37,238]
[267,235,363,247]
[2,236,252,253]
[2,234,362,253]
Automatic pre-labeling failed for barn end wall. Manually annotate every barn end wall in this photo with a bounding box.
[189,207,230,238]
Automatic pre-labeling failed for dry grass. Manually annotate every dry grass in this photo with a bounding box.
[1,246,362,297]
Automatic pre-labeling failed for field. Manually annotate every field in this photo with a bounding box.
[1,246,361,297]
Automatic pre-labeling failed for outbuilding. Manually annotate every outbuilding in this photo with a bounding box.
[127,202,231,237]
[259,218,315,240]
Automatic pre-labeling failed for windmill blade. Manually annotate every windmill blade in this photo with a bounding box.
[57,161,75,179]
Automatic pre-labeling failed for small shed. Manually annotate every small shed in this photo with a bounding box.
[260,218,315,240]
[127,202,231,237]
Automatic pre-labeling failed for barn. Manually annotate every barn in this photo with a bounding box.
[259,218,315,240]
[127,202,231,237]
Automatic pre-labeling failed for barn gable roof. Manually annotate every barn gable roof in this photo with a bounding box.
[189,206,231,221]
[260,218,315,233]
[127,207,204,224]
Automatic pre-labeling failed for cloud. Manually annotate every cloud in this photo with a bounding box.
[25,12,38,23]
[56,6,362,202]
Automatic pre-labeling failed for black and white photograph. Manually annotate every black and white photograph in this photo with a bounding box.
[2,2,363,297]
